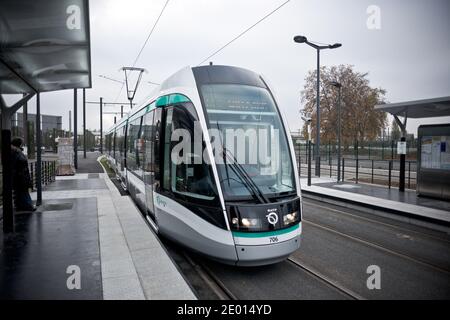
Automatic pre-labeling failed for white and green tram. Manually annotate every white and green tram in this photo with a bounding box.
[105,65,302,266]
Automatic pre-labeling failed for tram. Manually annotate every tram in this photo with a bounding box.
[105,65,302,266]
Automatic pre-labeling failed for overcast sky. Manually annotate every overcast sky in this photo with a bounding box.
[7,0,450,136]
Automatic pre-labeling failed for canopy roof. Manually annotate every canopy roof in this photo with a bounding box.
[0,0,91,94]
[375,96,450,118]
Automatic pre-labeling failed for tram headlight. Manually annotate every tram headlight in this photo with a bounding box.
[241,218,259,227]
[283,211,298,225]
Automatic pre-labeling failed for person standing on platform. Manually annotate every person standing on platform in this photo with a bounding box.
[11,137,36,212]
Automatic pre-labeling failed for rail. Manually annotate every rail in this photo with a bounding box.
[297,154,417,190]
[0,160,57,206]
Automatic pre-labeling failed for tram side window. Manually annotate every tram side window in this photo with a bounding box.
[115,126,124,161]
[127,118,142,171]
[142,111,154,176]
[113,131,116,158]
[142,108,162,184]
[163,104,218,201]
[153,108,162,188]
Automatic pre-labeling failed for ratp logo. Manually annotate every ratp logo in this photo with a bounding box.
[266,211,279,225]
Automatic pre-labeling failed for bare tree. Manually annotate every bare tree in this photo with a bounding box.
[300,65,387,148]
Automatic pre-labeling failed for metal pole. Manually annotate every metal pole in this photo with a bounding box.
[23,93,28,149]
[83,88,86,159]
[337,86,341,182]
[74,89,78,169]
[355,141,359,184]
[307,140,312,186]
[100,97,103,153]
[1,97,14,232]
[408,161,411,189]
[399,136,406,192]
[315,48,321,176]
[36,93,42,206]
[121,105,123,118]
[388,160,392,189]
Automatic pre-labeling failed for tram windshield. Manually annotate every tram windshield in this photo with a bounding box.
[201,84,296,201]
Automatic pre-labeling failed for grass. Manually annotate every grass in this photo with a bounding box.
[99,157,115,177]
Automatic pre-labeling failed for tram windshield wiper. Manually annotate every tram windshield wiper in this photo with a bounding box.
[222,148,269,204]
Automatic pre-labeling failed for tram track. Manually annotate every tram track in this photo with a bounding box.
[302,218,450,275]
[303,199,450,244]
[121,174,449,299]
[182,251,238,300]
[287,257,365,300]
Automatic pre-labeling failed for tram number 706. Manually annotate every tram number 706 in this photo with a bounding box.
[269,236,279,243]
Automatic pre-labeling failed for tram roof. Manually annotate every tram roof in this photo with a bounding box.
[0,0,92,94]
[375,96,450,118]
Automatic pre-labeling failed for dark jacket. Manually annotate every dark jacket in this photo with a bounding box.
[11,146,32,190]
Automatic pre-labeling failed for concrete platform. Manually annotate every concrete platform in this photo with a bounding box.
[301,178,450,228]
[0,168,196,300]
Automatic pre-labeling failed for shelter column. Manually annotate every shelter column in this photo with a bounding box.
[36,92,42,206]
[1,98,14,233]
[74,89,78,169]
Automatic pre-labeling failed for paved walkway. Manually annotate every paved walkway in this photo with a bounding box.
[0,156,196,300]
[301,177,450,226]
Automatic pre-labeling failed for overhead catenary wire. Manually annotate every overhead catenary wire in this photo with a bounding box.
[197,0,291,66]
[114,0,170,102]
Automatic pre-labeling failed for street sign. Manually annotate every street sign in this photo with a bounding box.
[397,141,407,155]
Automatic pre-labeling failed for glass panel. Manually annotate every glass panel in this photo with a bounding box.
[170,104,217,200]
[163,103,219,202]
[421,136,450,170]
[163,108,173,190]
[201,84,295,200]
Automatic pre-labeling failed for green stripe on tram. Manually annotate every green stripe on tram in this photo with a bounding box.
[232,223,299,238]
[169,94,190,104]
[156,94,190,107]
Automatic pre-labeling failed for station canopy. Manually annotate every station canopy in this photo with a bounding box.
[0,0,91,94]
[375,96,450,118]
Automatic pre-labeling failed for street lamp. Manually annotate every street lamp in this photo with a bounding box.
[294,35,341,176]
[301,113,312,186]
[330,81,342,182]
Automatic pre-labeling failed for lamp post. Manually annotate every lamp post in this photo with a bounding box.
[294,35,341,176]
[301,114,312,186]
[330,81,342,182]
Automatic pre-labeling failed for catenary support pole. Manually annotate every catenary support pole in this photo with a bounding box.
[74,89,78,169]
[315,49,321,177]
[100,97,103,153]
[36,92,42,206]
[83,88,86,158]
[1,98,14,233]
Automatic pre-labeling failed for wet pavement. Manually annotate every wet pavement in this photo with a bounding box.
[0,197,102,299]
[315,181,450,212]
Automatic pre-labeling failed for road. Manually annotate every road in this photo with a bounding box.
[172,198,450,300]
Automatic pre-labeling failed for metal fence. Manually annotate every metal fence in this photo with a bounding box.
[293,139,418,162]
[0,160,57,206]
[28,160,57,191]
[294,142,417,190]
[298,158,417,189]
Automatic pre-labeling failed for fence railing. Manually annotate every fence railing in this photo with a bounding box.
[0,160,57,206]
[298,156,417,190]
[28,160,57,191]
